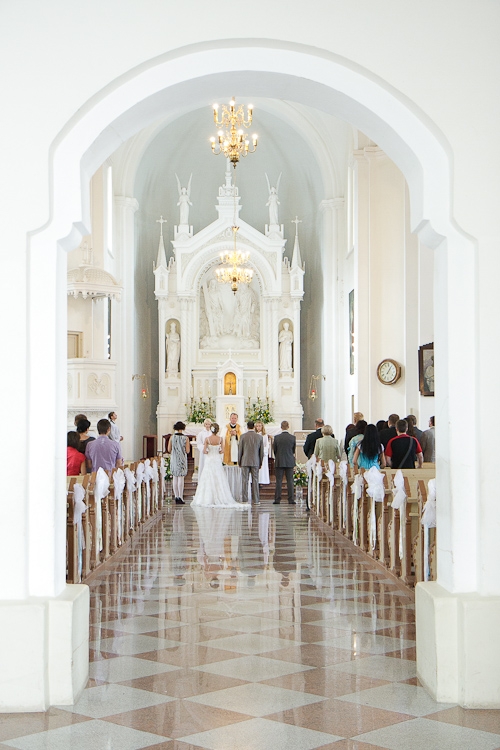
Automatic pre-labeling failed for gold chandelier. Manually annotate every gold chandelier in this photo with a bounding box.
[210,98,258,168]
[215,225,253,293]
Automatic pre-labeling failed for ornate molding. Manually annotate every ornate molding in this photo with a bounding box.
[67,266,122,300]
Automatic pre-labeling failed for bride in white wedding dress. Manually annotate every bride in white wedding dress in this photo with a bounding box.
[191,423,245,508]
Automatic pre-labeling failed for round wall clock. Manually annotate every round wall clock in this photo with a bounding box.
[377,359,401,385]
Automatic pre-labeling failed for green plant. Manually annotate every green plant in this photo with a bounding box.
[245,398,274,424]
[186,399,215,424]
[164,454,173,481]
[293,463,308,487]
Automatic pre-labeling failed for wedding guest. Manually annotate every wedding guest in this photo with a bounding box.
[347,420,367,465]
[67,431,85,476]
[108,411,123,442]
[379,414,399,448]
[386,419,423,469]
[420,416,435,462]
[303,418,325,458]
[255,421,271,484]
[314,425,341,465]
[273,421,296,505]
[353,423,386,471]
[341,423,355,458]
[76,419,94,454]
[345,412,364,452]
[74,413,87,427]
[376,419,388,432]
[86,419,123,473]
[196,418,212,479]
[406,414,423,441]
[168,421,190,505]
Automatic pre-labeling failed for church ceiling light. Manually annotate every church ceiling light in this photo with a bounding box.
[210,98,257,168]
[215,225,253,293]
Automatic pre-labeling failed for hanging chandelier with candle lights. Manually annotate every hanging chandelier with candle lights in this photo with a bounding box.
[215,225,253,293]
[210,98,258,168]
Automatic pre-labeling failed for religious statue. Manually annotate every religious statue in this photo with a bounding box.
[279,321,293,371]
[175,173,192,226]
[206,279,224,337]
[265,172,282,227]
[166,321,181,374]
[232,284,255,338]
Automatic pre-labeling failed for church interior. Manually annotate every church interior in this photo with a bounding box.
[2,2,500,746]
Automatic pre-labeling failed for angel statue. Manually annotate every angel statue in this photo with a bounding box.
[265,172,282,227]
[175,173,192,226]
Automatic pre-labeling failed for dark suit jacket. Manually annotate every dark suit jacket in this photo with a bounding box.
[238,430,263,467]
[379,425,397,449]
[274,430,296,467]
[303,428,322,458]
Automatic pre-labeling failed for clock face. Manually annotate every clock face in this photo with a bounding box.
[377,359,400,384]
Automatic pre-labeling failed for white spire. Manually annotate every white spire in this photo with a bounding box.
[291,216,303,269]
[156,215,168,267]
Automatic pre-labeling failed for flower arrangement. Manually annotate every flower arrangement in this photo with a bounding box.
[186,399,215,424]
[293,463,308,487]
[164,454,173,481]
[245,397,274,424]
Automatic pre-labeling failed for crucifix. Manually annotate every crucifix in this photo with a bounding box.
[292,216,302,236]
[156,215,167,236]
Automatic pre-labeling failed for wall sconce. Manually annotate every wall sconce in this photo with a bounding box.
[308,374,325,400]
[132,374,149,399]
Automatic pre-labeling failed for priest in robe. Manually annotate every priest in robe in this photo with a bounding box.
[223,412,242,466]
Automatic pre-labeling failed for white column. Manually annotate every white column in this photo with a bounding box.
[353,150,370,418]
[292,298,301,409]
[115,196,138,459]
[319,198,343,428]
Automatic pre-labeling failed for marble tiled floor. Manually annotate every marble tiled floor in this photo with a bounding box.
[2,504,500,749]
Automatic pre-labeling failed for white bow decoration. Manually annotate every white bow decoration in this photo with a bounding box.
[326,459,335,524]
[124,467,137,528]
[73,483,87,579]
[352,473,364,545]
[136,462,146,521]
[306,455,316,507]
[392,470,407,559]
[364,467,385,551]
[114,468,126,545]
[339,460,348,530]
[421,478,437,581]
[94,467,110,552]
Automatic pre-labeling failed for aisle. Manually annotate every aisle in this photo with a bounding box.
[2,505,500,749]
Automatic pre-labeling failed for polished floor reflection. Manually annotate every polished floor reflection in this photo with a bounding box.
[2,505,500,749]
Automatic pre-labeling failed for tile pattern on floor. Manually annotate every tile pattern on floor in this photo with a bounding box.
[3,504,500,750]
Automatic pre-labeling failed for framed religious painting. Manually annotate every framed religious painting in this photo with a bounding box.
[418,342,434,396]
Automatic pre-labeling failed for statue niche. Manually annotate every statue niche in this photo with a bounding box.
[224,372,237,395]
[199,271,260,350]
[166,319,180,375]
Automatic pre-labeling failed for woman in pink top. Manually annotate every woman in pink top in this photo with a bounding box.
[67,431,85,476]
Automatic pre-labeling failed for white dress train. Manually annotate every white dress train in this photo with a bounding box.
[191,443,244,508]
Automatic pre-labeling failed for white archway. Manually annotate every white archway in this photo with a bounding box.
[27,40,479,706]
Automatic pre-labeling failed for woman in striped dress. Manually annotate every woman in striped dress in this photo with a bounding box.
[167,421,190,505]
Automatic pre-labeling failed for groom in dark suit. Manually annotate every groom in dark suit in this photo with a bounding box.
[273,421,296,504]
[238,421,264,505]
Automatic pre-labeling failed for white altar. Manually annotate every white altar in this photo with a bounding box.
[154,165,304,440]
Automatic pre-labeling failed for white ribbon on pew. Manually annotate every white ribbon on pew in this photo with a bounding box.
[352,473,364,545]
[136,462,145,521]
[392,470,407,559]
[364,467,385,551]
[151,459,159,510]
[306,455,316,508]
[124,467,137,529]
[315,462,324,512]
[339,460,348,530]
[94,467,110,552]
[326,460,335,524]
[144,459,153,514]
[73,483,87,579]
[114,468,126,545]
[421,478,436,581]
